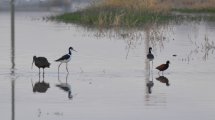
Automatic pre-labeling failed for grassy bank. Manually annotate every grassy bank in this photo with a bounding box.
[50,0,215,27]
[52,7,173,27]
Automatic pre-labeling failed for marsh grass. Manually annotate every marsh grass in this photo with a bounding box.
[51,0,215,27]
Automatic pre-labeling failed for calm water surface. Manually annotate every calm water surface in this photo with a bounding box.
[0,12,215,120]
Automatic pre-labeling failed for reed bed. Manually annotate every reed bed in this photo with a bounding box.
[52,0,215,27]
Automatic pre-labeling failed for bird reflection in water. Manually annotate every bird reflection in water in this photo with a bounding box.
[56,73,73,100]
[156,76,170,86]
[31,74,50,93]
[146,59,154,94]
[146,80,154,94]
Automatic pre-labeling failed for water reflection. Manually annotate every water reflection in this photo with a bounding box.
[146,80,154,94]
[188,35,215,61]
[11,0,15,119]
[156,76,170,86]
[145,60,154,94]
[56,73,73,100]
[31,75,50,93]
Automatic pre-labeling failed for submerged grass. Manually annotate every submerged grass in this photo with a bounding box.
[50,0,215,27]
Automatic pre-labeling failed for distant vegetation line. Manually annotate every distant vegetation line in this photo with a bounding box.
[50,0,215,27]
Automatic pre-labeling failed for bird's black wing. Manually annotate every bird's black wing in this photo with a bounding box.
[55,54,70,62]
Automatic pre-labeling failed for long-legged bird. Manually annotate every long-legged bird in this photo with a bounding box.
[55,47,77,73]
[32,56,50,76]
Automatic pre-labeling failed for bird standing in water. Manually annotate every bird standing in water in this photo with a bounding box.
[55,47,77,73]
[32,56,50,77]
[147,47,154,72]
[147,47,154,61]
[156,61,170,75]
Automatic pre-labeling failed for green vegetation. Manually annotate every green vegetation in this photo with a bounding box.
[52,7,173,27]
[173,8,215,13]
[50,0,215,27]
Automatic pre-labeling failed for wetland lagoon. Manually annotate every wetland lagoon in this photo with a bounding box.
[1,3,215,120]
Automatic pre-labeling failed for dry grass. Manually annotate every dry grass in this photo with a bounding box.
[99,0,171,13]
[51,0,215,27]
[99,0,215,11]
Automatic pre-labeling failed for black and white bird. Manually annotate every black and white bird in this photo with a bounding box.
[147,47,154,61]
[55,47,77,73]
[32,56,50,76]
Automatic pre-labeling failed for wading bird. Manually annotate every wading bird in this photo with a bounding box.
[156,61,170,75]
[147,47,154,72]
[32,56,50,76]
[55,47,77,73]
[147,47,154,61]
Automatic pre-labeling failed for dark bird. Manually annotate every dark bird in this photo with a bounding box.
[147,47,154,61]
[32,56,50,76]
[156,60,170,75]
[55,47,77,73]
[156,76,170,86]
[56,73,73,99]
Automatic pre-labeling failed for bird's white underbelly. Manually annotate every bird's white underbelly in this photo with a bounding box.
[61,57,71,63]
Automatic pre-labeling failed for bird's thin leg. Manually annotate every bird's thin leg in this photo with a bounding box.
[43,68,45,80]
[148,61,150,74]
[162,71,164,76]
[151,61,153,75]
[38,72,41,82]
[66,73,69,83]
[66,63,69,73]
[58,63,62,74]
[152,61,154,69]
[39,68,41,77]
[158,71,160,76]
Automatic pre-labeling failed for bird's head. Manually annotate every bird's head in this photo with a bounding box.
[69,47,77,52]
[32,56,37,69]
[149,47,152,50]
[166,60,170,64]
[33,56,37,60]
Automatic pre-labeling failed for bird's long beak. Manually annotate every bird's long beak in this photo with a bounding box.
[73,49,77,52]
[31,60,34,69]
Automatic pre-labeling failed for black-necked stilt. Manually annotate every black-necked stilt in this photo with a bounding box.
[55,47,77,73]
[156,76,170,86]
[32,56,50,76]
[147,47,154,73]
[147,47,154,61]
[156,61,170,75]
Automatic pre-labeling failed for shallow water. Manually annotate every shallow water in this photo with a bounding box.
[0,12,215,120]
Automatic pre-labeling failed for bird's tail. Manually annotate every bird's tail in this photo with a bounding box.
[48,63,51,68]
[55,59,60,62]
